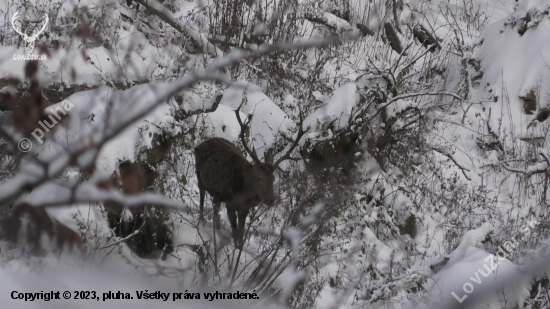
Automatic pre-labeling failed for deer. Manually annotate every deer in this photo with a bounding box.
[195,107,306,248]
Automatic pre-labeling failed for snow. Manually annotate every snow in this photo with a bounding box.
[0,46,157,87]
[32,84,174,173]
[0,258,244,309]
[429,224,531,308]
[470,15,550,138]
[304,82,358,132]
[219,81,295,160]
[203,104,246,141]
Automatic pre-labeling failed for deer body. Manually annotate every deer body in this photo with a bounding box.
[195,137,275,247]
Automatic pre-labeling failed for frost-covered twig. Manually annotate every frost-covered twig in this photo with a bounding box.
[97,221,145,250]
[502,162,549,177]
[372,91,464,119]
[428,143,471,180]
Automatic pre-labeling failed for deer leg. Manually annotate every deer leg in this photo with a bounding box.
[213,200,222,231]
[237,209,250,248]
[197,170,205,222]
[199,188,205,222]
[226,208,239,246]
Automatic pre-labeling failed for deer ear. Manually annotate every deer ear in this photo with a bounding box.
[264,148,274,165]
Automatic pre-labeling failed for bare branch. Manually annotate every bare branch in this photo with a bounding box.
[234,100,261,164]
[273,104,309,169]
[428,143,471,180]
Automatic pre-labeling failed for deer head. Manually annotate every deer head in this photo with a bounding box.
[233,102,308,198]
[248,148,275,206]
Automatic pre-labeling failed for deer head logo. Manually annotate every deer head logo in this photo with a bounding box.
[11,11,49,54]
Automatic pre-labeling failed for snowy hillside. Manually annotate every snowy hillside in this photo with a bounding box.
[1,0,550,308]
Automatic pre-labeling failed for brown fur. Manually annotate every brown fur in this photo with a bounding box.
[195,137,275,247]
[303,131,361,184]
[104,161,173,259]
[0,203,81,255]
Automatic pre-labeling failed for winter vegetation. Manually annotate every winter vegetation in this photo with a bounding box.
[0,0,550,308]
